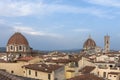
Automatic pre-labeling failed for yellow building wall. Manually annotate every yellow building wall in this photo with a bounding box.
[23,68,54,80]
[0,57,41,77]
[0,62,25,76]
[65,65,75,79]
[66,72,74,79]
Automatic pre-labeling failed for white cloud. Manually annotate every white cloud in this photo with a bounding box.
[0,0,109,18]
[0,0,33,17]
[45,4,105,17]
[73,28,91,32]
[84,0,120,7]
[13,26,63,38]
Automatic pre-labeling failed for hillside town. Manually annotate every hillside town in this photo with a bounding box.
[0,32,119,80]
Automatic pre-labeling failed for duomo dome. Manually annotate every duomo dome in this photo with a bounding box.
[83,36,96,50]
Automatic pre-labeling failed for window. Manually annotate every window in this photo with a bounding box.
[35,71,37,77]
[70,62,75,67]
[109,65,113,68]
[48,74,51,80]
[29,70,31,75]
[103,72,106,78]
[75,62,78,67]
[98,72,99,75]
[107,41,109,44]
[11,70,14,74]
[110,75,111,77]
[10,46,13,50]
[19,46,22,50]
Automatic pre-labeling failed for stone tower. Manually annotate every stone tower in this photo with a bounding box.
[104,35,110,53]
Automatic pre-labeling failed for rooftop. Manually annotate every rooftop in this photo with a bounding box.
[17,56,34,62]
[79,66,95,74]
[23,63,63,73]
[0,70,23,80]
[7,32,29,46]
[67,74,104,80]
[108,72,120,75]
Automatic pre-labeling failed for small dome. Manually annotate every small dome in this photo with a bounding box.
[83,37,96,50]
[7,32,29,46]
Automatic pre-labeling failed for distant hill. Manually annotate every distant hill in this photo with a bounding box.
[40,49,82,54]
[57,49,82,54]
[0,47,6,52]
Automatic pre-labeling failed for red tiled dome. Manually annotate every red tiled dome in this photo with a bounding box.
[83,38,96,50]
[7,32,29,46]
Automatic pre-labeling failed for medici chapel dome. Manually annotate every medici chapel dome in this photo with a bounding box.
[6,32,30,53]
[7,32,29,46]
[83,36,96,50]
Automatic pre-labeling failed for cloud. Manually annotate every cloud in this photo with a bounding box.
[12,26,63,38]
[73,28,91,32]
[84,0,120,8]
[0,0,33,17]
[44,4,108,17]
[0,0,109,18]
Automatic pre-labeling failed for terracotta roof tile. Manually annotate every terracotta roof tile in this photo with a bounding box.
[67,74,104,80]
[7,32,29,46]
[0,70,24,80]
[67,70,75,72]
[17,56,34,62]
[23,64,63,73]
[45,59,70,64]
[108,72,120,75]
[79,66,95,74]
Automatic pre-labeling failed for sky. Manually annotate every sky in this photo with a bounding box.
[0,0,120,50]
